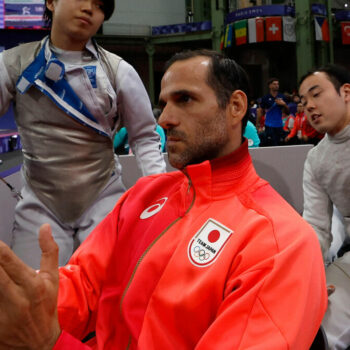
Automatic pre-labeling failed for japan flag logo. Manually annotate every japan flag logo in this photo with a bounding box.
[188,218,233,268]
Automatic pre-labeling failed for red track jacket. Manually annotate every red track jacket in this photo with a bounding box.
[54,141,327,350]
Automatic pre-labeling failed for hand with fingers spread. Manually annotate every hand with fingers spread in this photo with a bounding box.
[0,224,61,350]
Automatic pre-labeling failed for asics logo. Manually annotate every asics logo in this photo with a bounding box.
[140,197,168,219]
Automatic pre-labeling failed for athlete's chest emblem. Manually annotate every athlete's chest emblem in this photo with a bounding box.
[140,197,168,219]
[188,218,233,267]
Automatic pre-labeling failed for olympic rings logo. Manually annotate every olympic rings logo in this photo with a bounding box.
[193,246,210,261]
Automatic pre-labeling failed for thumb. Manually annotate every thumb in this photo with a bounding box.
[39,223,59,276]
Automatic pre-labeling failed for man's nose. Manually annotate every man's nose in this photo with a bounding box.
[158,105,179,130]
[81,0,93,12]
[306,99,315,111]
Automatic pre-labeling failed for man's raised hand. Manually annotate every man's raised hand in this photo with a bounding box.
[0,224,61,349]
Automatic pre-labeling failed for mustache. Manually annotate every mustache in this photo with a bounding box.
[166,129,186,140]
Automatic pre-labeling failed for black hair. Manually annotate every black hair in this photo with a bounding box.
[164,49,251,134]
[299,64,350,94]
[43,0,114,27]
[267,77,279,86]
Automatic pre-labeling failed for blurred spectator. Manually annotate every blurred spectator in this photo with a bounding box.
[257,77,289,146]
[249,99,258,124]
[256,106,266,146]
[113,127,130,155]
[284,103,324,146]
[287,94,301,117]
[152,108,167,152]
[284,103,306,144]
[244,120,260,147]
[282,106,295,134]
[114,109,167,155]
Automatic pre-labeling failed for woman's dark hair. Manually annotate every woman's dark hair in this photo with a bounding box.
[165,49,252,134]
[43,0,115,27]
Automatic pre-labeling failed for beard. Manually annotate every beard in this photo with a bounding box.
[167,110,230,169]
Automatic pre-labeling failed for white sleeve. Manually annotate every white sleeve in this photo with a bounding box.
[302,155,333,260]
[0,53,15,116]
[116,60,166,176]
[288,117,294,129]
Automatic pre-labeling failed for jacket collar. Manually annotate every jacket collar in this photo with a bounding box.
[327,124,350,144]
[46,37,99,63]
[183,139,263,200]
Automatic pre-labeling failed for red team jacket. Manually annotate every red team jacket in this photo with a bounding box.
[287,112,323,141]
[287,112,306,139]
[54,141,327,349]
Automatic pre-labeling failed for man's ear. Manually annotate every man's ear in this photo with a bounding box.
[227,90,248,126]
[46,0,55,12]
[342,83,350,102]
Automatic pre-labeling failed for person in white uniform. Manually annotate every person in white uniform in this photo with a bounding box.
[299,64,350,350]
[0,0,166,269]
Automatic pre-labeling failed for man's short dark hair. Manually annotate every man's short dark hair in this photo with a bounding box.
[164,49,251,133]
[267,77,279,86]
[299,64,350,94]
[43,0,114,26]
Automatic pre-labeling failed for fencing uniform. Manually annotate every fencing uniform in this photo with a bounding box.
[0,37,166,268]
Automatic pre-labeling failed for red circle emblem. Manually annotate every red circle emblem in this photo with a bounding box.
[208,230,220,243]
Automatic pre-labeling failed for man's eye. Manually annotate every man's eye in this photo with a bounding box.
[94,1,104,9]
[179,95,191,103]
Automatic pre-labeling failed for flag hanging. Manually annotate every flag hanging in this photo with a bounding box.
[315,16,330,42]
[220,31,224,50]
[283,16,296,42]
[234,20,247,45]
[225,24,233,48]
[223,24,229,48]
[248,17,264,43]
[265,17,282,41]
[341,22,350,45]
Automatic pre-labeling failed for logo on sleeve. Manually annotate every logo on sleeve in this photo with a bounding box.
[140,197,168,219]
[188,218,233,267]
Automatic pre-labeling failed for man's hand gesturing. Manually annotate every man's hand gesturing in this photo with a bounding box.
[0,224,61,350]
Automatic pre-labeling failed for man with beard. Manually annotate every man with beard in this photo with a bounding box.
[0,50,327,350]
